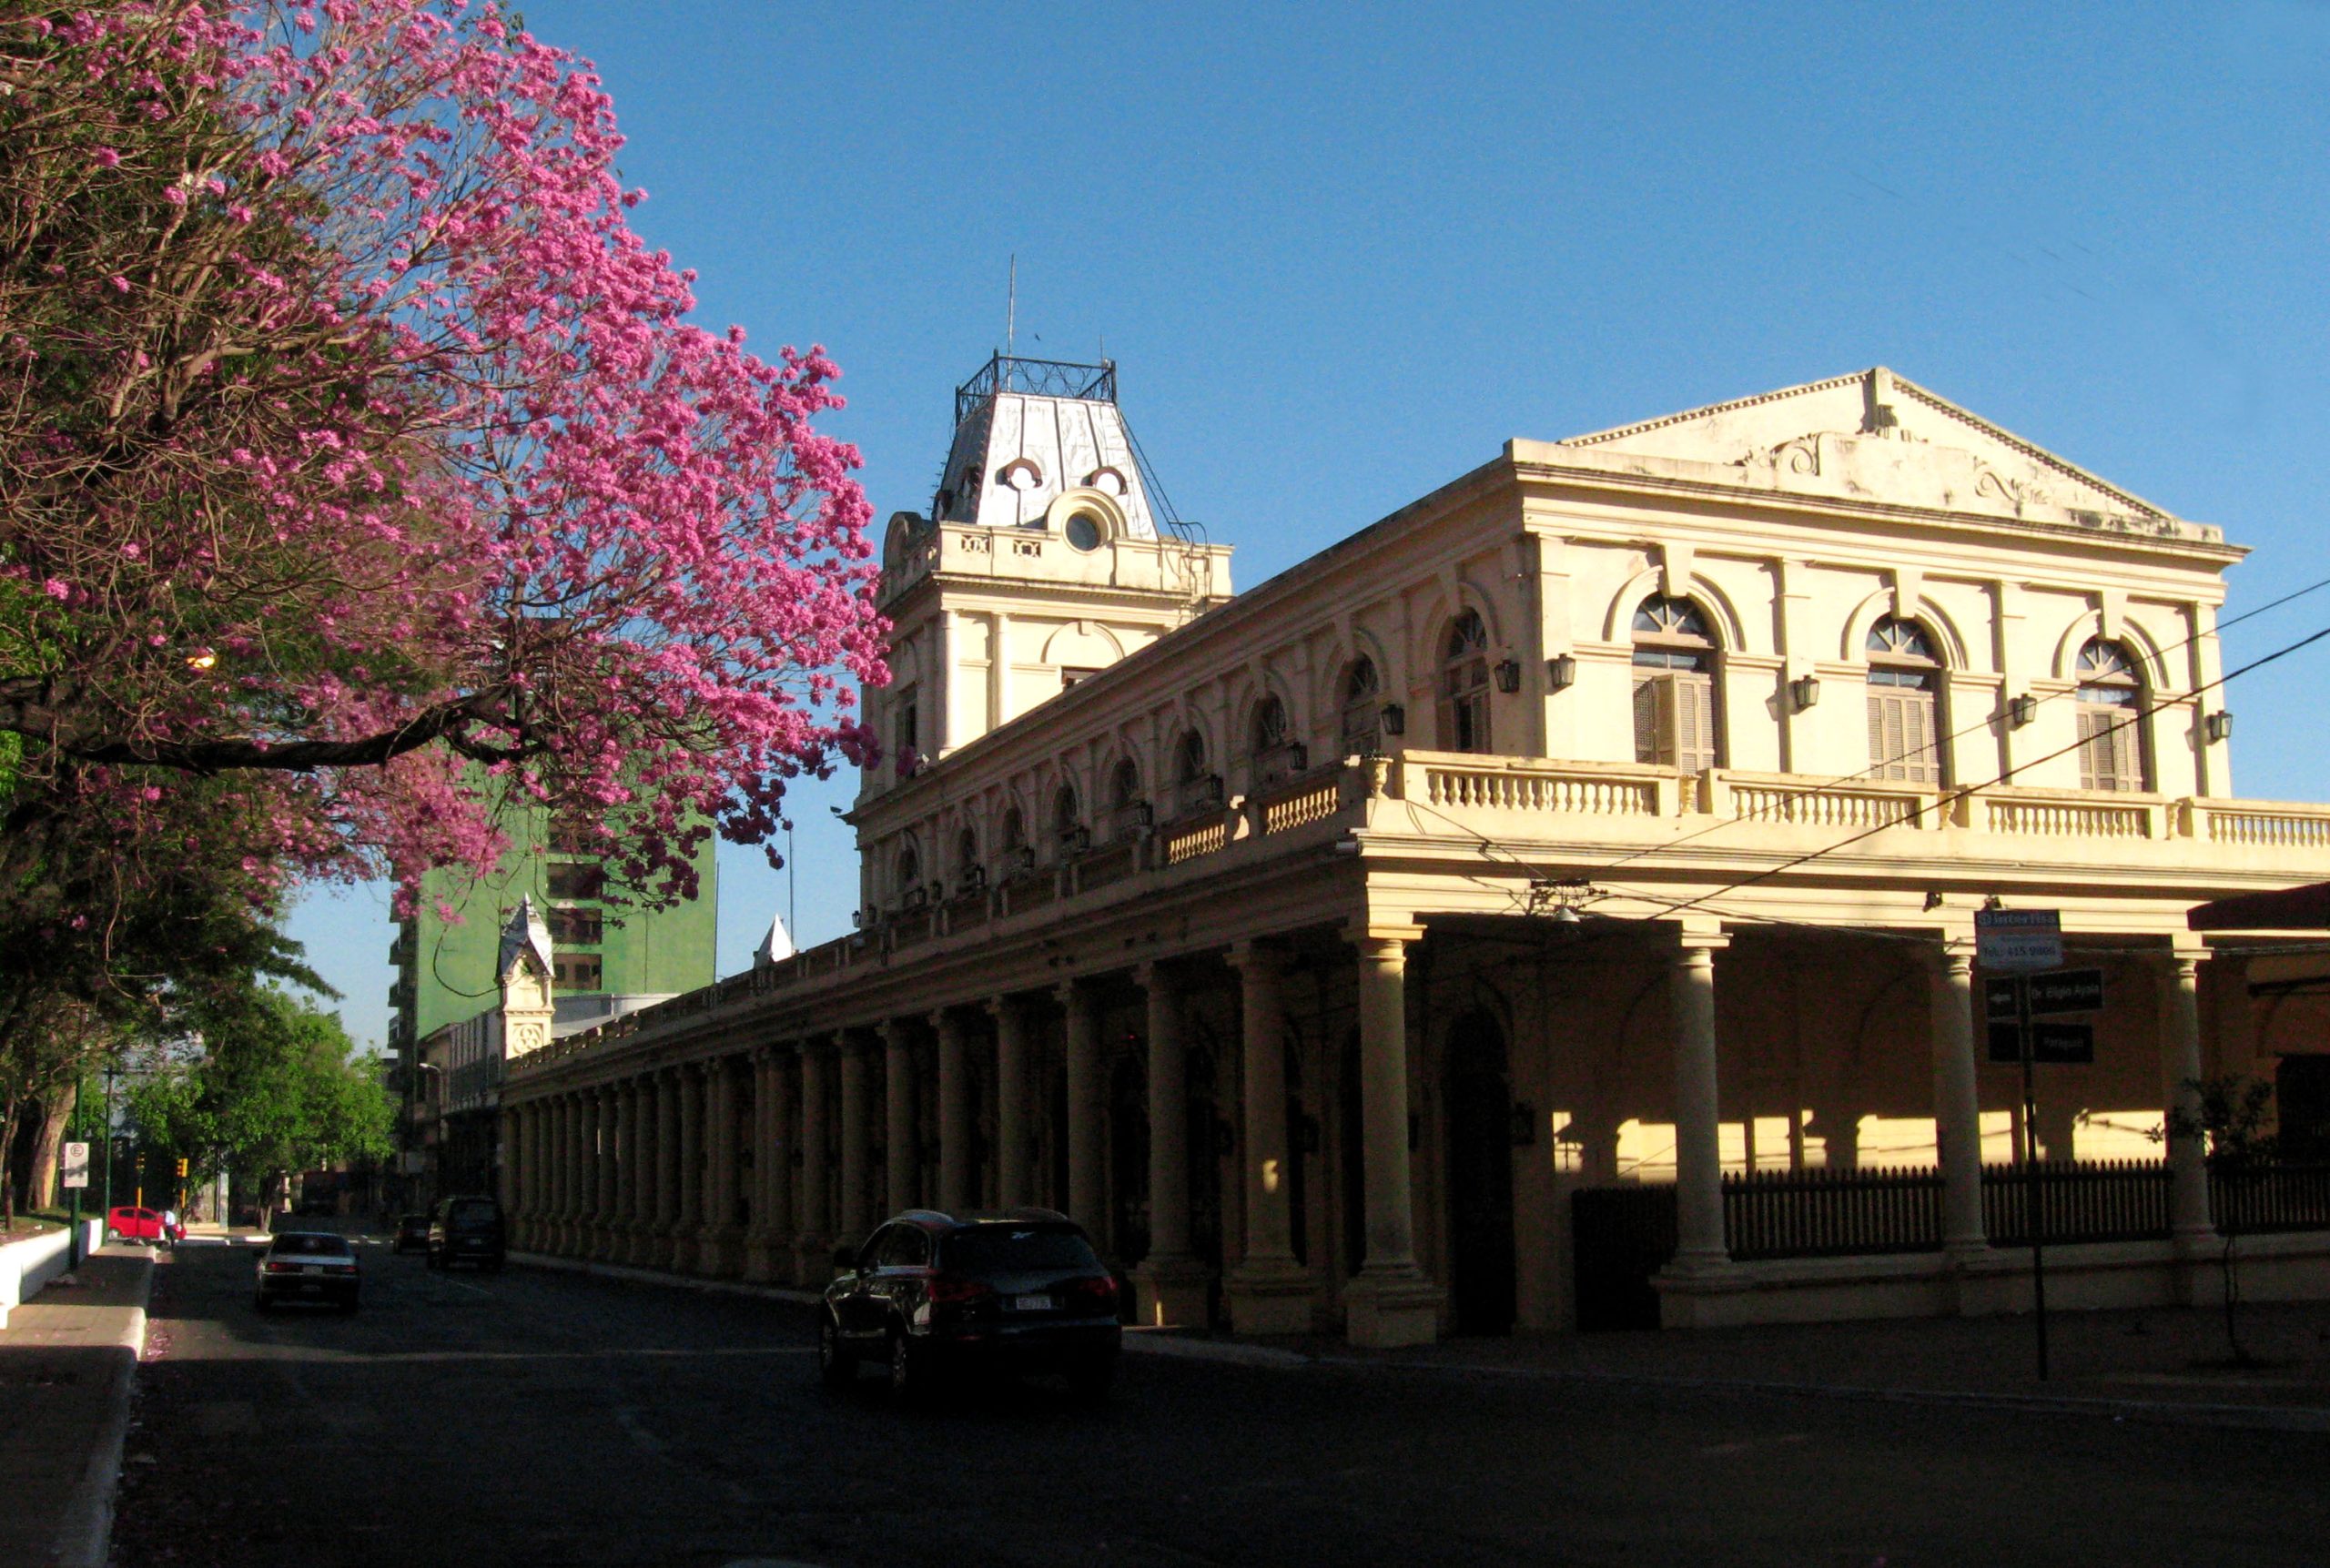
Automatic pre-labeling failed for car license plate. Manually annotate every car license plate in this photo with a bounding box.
[1011,1294,1050,1312]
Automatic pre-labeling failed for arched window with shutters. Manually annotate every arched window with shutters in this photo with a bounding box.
[1054,781,1086,851]
[2075,638,2148,791]
[1172,728,1218,816]
[1107,756,1147,841]
[954,826,981,894]
[1630,595,1722,772]
[895,841,922,905]
[1251,693,1303,784]
[998,805,1030,878]
[1440,611,1492,753]
[1866,616,1946,784]
[1340,657,1382,755]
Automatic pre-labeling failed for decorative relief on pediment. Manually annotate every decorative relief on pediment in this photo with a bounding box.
[1973,464,2052,515]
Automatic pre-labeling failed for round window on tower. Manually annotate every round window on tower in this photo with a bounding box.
[1065,511,1104,551]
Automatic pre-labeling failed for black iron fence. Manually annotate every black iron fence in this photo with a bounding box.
[2212,1161,2330,1235]
[1724,1166,1943,1259]
[1981,1158,2171,1247]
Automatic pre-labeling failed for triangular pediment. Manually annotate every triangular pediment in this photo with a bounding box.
[1558,369,2189,534]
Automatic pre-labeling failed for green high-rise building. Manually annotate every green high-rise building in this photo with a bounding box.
[387,815,718,1057]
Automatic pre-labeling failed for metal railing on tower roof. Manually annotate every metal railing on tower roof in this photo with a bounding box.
[954,353,1117,426]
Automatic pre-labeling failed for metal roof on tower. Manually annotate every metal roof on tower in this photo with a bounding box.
[930,354,1189,542]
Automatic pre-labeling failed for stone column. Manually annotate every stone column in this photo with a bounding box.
[601,1090,629,1258]
[620,1078,650,1266]
[700,1057,743,1276]
[1666,926,1731,1279]
[1930,943,1988,1259]
[796,1039,835,1280]
[767,1051,798,1285]
[744,1049,779,1283]
[581,1090,603,1255]
[504,1104,527,1248]
[838,1034,875,1245]
[990,997,1032,1209]
[935,1010,975,1212]
[1227,942,1314,1333]
[653,1068,682,1268]
[670,1063,705,1272]
[1342,931,1442,1347]
[2160,948,2215,1251]
[1133,962,1211,1327]
[884,1022,919,1217]
[557,1093,580,1254]
[1059,983,1108,1241]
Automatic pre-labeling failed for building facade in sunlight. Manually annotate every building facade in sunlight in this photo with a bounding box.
[493,358,2330,1343]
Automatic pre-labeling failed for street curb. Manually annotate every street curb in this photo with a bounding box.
[1303,1355,2330,1434]
[54,1246,154,1568]
[1121,1330,1311,1369]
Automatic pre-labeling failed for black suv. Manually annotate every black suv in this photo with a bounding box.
[820,1209,1121,1401]
[426,1195,506,1271]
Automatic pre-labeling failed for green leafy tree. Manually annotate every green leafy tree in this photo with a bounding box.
[130,988,390,1229]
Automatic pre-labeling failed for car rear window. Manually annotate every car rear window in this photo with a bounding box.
[447,1201,500,1232]
[939,1226,1099,1273]
[271,1234,350,1257]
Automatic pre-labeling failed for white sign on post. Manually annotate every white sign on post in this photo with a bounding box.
[1975,907,2062,972]
[60,1140,90,1189]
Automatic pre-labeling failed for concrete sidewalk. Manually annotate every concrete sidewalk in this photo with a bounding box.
[0,1245,153,1568]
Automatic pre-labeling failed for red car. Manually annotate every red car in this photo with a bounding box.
[106,1206,185,1245]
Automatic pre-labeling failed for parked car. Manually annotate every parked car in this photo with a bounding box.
[427,1195,505,1271]
[820,1209,1120,1401]
[105,1206,183,1245]
[391,1212,431,1253]
[254,1230,360,1312]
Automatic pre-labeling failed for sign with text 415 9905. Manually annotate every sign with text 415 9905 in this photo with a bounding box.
[1974,907,2062,972]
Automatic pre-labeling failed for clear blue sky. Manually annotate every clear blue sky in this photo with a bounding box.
[287,0,2330,1052]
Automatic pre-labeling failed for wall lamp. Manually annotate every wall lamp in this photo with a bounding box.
[1494,659,1523,693]
[1380,703,1406,736]
[2007,693,2039,729]
[1788,673,1821,712]
[2204,710,2234,744]
[1545,652,1577,691]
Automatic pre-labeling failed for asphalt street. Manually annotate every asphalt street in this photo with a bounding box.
[108,1239,2330,1568]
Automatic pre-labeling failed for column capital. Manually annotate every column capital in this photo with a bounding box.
[1226,938,1292,976]
[879,1017,917,1047]
[1132,958,1178,989]
[1344,920,1421,957]
[1926,939,1977,979]
[983,994,1025,1023]
[1053,977,1097,1009]
[1670,918,1729,957]
[2154,943,2210,978]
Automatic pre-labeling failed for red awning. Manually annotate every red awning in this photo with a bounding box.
[2187,881,2330,931]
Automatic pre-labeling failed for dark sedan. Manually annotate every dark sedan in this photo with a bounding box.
[391,1212,431,1253]
[820,1209,1120,1401]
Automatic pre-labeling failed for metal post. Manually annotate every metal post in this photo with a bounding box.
[102,1067,116,1227]
[2018,976,2049,1381]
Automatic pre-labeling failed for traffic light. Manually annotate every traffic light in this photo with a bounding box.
[174,1158,188,1179]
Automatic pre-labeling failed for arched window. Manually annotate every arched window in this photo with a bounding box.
[895,842,922,905]
[1866,616,1945,785]
[1630,595,1721,772]
[998,805,1029,877]
[1054,782,1084,849]
[1107,757,1147,841]
[2075,638,2147,791]
[1251,693,1301,784]
[954,827,981,892]
[1440,611,1492,754]
[1172,728,1218,815]
[1000,805,1026,853]
[1341,657,1382,755]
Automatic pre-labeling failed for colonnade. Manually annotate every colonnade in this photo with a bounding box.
[499,924,2219,1342]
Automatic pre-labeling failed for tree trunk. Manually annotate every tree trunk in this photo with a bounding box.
[0,1092,18,1229]
[25,1083,77,1213]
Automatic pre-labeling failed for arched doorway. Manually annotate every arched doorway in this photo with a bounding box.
[1444,1010,1516,1334]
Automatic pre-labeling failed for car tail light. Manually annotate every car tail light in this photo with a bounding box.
[924,1272,994,1306]
[1069,1274,1119,1310]
[264,1260,297,1274]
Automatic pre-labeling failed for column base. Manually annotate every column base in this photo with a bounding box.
[698,1225,745,1278]
[615,1222,651,1268]
[1226,1265,1319,1336]
[795,1235,836,1288]
[1132,1257,1214,1329]
[669,1228,702,1274]
[1342,1267,1444,1348]
[1652,1255,1747,1329]
[590,1223,620,1262]
[742,1231,779,1283]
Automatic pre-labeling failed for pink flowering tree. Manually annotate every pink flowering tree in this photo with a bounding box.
[0,1,888,912]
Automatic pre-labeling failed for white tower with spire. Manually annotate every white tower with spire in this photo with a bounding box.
[862,355,1235,818]
[496,895,556,1064]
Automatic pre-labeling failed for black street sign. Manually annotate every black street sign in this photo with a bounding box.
[2026,968,2104,1017]
[1984,968,2105,1022]
[1986,1021,2096,1065]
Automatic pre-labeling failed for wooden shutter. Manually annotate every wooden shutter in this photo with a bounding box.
[1633,676,1666,764]
[1869,689,1940,784]
[1676,673,1717,774]
[2079,705,2139,792]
